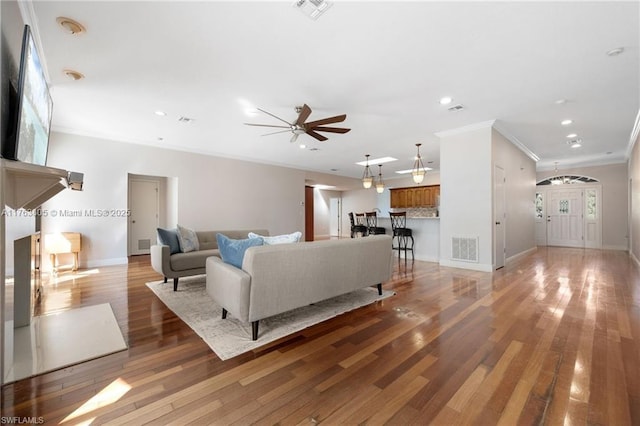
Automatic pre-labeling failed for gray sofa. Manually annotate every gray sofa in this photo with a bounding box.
[205,235,393,340]
[151,229,269,291]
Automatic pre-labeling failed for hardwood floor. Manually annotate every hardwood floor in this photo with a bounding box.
[1,247,639,425]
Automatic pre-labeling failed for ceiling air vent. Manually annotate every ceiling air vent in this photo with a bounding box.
[178,116,195,123]
[448,104,465,112]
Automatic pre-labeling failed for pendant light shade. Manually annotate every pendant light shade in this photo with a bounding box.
[375,164,385,193]
[362,154,373,189]
[412,143,426,184]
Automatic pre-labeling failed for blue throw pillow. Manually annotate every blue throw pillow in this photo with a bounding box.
[216,233,263,269]
[157,228,181,254]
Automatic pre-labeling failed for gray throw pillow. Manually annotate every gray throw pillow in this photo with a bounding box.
[177,224,199,253]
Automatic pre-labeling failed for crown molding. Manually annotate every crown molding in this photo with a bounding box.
[492,121,540,162]
[625,108,640,159]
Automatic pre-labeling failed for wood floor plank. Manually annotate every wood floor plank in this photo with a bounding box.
[1,248,638,425]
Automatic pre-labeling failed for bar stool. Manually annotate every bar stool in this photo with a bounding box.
[365,211,386,235]
[390,212,414,260]
[349,212,368,238]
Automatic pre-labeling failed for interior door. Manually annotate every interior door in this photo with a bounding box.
[494,165,506,269]
[329,198,340,237]
[547,188,583,247]
[129,179,159,255]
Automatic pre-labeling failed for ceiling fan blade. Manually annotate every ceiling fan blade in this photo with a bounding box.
[244,123,290,129]
[257,108,293,126]
[305,114,346,128]
[262,129,293,136]
[306,129,328,141]
[290,133,300,143]
[313,126,351,134]
[294,104,312,126]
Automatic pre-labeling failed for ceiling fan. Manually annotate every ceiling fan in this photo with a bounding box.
[244,104,351,143]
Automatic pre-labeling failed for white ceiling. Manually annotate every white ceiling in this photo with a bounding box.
[26,1,640,182]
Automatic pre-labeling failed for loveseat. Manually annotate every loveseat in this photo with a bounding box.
[151,229,269,291]
[205,235,393,340]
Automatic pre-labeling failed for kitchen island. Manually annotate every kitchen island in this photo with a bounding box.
[377,216,439,262]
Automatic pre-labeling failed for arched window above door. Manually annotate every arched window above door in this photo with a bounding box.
[537,175,599,185]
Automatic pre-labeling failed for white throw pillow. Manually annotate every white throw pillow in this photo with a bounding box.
[177,224,199,253]
[248,231,302,245]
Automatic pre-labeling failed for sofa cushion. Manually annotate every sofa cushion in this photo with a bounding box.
[170,249,220,271]
[177,224,200,253]
[248,231,302,245]
[157,228,181,254]
[216,233,263,269]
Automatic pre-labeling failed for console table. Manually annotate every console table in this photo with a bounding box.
[44,232,81,273]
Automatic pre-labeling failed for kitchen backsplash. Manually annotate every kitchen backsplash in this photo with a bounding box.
[390,207,439,218]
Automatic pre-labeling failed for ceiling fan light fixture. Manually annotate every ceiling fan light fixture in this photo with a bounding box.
[375,165,385,194]
[412,143,426,184]
[362,154,373,189]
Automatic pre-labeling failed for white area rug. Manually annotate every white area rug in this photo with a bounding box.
[146,275,394,360]
[9,303,127,382]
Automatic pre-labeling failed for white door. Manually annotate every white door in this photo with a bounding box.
[129,179,159,255]
[494,166,506,269]
[584,186,602,249]
[547,188,583,247]
[329,198,340,237]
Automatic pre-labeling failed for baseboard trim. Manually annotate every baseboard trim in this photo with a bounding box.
[439,259,493,272]
[85,258,129,268]
[602,245,629,251]
[506,246,537,264]
[630,251,640,270]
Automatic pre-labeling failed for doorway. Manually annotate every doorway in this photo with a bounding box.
[329,198,341,237]
[128,177,160,255]
[494,165,506,269]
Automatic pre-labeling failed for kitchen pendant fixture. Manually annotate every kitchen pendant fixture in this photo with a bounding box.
[375,165,385,194]
[412,143,426,184]
[362,154,373,189]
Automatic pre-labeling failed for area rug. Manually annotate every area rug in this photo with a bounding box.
[146,275,394,360]
[9,303,127,382]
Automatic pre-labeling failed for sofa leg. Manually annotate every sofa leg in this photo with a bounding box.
[252,321,259,341]
[377,283,382,295]
[173,277,179,291]
[222,308,228,319]
[164,276,168,283]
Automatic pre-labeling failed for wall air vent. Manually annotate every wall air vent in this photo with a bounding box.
[448,104,465,112]
[451,236,479,262]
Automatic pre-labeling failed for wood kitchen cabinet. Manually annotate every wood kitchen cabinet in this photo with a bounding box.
[390,185,440,208]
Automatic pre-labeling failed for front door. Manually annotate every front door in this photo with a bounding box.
[547,188,583,247]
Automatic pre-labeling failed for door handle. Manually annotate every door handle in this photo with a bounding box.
[495,221,501,225]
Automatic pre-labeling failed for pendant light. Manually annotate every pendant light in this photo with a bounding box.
[412,143,426,184]
[375,165,385,194]
[362,154,373,189]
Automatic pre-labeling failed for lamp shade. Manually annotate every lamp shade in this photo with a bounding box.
[412,143,426,184]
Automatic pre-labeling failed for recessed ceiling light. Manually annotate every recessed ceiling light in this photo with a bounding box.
[555,99,567,105]
[561,119,573,126]
[355,156,397,166]
[56,17,86,35]
[155,111,167,116]
[566,133,577,138]
[299,143,306,149]
[157,137,164,141]
[439,96,453,105]
[606,47,624,57]
[63,69,84,81]
[567,139,582,148]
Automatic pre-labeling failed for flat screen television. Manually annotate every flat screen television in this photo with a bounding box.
[2,24,53,166]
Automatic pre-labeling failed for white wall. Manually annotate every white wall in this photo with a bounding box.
[313,189,340,238]
[439,125,494,271]
[629,130,640,262]
[41,132,308,268]
[340,188,379,235]
[537,163,628,250]
[492,129,536,259]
